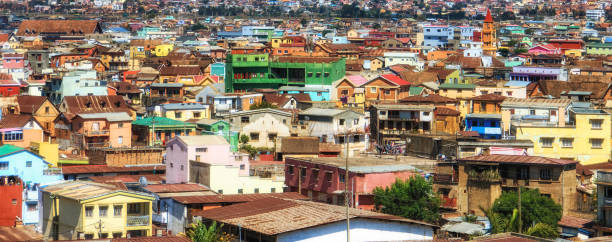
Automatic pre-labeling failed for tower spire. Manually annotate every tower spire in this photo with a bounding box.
[485,9,493,23]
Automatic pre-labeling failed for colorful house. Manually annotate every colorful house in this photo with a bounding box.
[333,75,367,108]
[528,44,562,55]
[0,144,62,226]
[41,181,155,240]
[132,117,197,146]
[586,43,612,55]
[0,114,44,148]
[196,119,238,152]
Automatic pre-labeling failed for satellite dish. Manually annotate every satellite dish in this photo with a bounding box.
[139,176,148,187]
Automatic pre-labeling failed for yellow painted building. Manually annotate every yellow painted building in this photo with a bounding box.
[31,142,59,167]
[153,44,174,57]
[41,181,155,240]
[516,109,611,165]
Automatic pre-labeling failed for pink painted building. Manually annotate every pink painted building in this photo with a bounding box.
[284,157,421,210]
[528,44,561,55]
[165,135,249,184]
[1,53,25,69]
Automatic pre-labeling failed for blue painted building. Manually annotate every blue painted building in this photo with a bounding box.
[137,26,161,38]
[278,86,330,101]
[210,63,225,78]
[423,25,474,48]
[0,145,62,226]
[45,70,108,104]
[464,114,502,139]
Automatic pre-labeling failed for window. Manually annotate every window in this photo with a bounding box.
[606,187,612,198]
[11,199,17,205]
[540,137,553,148]
[241,117,250,123]
[218,190,223,194]
[240,164,245,170]
[325,171,333,182]
[529,110,536,115]
[99,206,108,217]
[196,147,208,152]
[100,233,108,239]
[250,132,259,141]
[384,89,390,95]
[370,87,376,93]
[118,136,123,145]
[268,133,277,141]
[26,161,32,167]
[85,206,94,217]
[3,130,23,141]
[118,123,123,128]
[339,119,345,125]
[540,168,552,180]
[45,107,50,113]
[85,234,94,239]
[550,110,557,116]
[316,72,321,78]
[254,188,259,193]
[312,169,319,181]
[193,112,201,118]
[307,72,313,77]
[301,167,307,178]
[175,112,182,119]
[249,98,254,104]
[507,91,513,96]
[27,203,37,211]
[180,165,184,171]
[271,188,276,193]
[480,104,486,112]
[127,204,140,214]
[591,119,603,129]
[114,205,122,216]
[561,138,573,148]
[288,166,294,174]
[112,232,122,238]
[238,189,243,194]
[339,173,346,183]
[591,139,603,149]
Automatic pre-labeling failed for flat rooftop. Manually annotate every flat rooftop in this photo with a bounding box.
[286,155,438,173]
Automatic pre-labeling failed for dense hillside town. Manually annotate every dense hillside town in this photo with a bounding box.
[2,0,612,241]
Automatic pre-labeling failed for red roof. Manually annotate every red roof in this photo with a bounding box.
[484,9,493,22]
[88,174,165,184]
[381,74,410,86]
[558,216,592,229]
[0,34,9,43]
[143,183,210,193]
[61,165,165,175]
[434,107,461,116]
[460,155,577,166]
[173,192,307,204]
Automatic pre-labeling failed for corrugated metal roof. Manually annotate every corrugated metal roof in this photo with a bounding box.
[373,104,435,111]
[177,135,229,146]
[173,192,307,204]
[459,154,577,166]
[62,165,165,175]
[501,98,571,108]
[43,181,154,201]
[466,113,502,119]
[299,108,347,117]
[77,112,132,122]
[193,197,435,236]
[349,164,421,173]
[162,103,208,110]
[144,183,210,193]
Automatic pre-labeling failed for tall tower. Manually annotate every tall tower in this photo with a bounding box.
[482,9,497,56]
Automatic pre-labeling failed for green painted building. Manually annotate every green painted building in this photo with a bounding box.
[132,117,197,146]
[225,54,346,92]
[196,119,239,152]
[586,43,612,55]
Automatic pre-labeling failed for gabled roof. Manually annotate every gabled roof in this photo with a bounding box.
[143,183,211,194]
[61,96,134,118]
[361,75,400,88]
[400,94,457,104]
[0,144,25,157]
[17,96,49,114]
[159,66,202,76]
[175,135,229,146]
[459,154,577,166]
[76,112,132,122]
[17,20,102,36]
[0,114,38,129]
[381,74,410,86]
[42,181,154,202]
[472,93,506,102]
[484,9,493,23]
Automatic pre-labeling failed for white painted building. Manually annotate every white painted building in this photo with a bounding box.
[383,52,424,70]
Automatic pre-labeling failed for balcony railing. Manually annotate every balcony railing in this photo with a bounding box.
[433,173,458,184]
[467,169,501,183]
[127,215,150,227]
[84,130,110,136]
[43,168,62,176]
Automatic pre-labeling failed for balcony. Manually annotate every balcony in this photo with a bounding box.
[433,173,458,184]
[233,77,285,84]
[84,130,110,136]
[467,169,501,183]
[127,215,150,227]
[380,129,419,135]
[501,178,530,187]
[597,170,612,184]
[231,61,269,67]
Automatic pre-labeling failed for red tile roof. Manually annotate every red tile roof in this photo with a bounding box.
[144,183,210,193]
[435,107,461,116]
[0,114,36,129]
[17,20,101,36]
[17,96,49,114]
[471,93,506,102]
[173,192,307,204]
[381,74,410,86]
[558,216,592,229]
[459,155,577,166]
[400,94,457,104]
[0,33,9,43]
[61,165,165,175]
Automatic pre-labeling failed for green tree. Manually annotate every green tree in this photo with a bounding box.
[525,223,559,239]
[187,220,233,242]
[249,101,277,110]
[373,176,441,224]
[239,134,250,145]
[483,188,562,235]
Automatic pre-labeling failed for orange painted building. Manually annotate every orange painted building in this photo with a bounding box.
[361,76,400,105]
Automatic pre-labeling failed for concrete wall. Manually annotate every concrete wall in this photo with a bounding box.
[277,218,433,242]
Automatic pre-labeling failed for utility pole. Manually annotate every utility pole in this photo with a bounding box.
[518,185,522,233]
[345,132,350,242]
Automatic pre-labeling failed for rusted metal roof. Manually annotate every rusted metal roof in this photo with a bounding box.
[558,216,592,229]
[143,183,210,193]
[459,155,577,166]
[193,197,435,236]
[173,192,307,204]
[61,165,165,175]
[0,225,42,241]
[501,97,571,108]
[88,174,165,184]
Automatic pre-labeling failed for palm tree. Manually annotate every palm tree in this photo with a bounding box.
[187,220,232,242]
